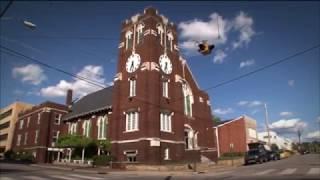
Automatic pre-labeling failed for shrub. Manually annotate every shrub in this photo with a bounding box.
[17,152,35,163]
[92,155,112,166]
[221,152,244,157]
[4,150,16,160]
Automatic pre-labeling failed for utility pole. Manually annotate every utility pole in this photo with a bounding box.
[264,103,271,146]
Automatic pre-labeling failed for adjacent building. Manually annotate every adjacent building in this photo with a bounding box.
[213,115,258,157]
[62,87,113,142]
[12,101,68,163]
[258,131,293,151]
[0,102,33,158]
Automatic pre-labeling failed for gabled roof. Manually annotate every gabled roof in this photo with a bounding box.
[63,86,113,121]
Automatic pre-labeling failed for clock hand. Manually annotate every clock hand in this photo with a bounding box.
[130,61,134,71]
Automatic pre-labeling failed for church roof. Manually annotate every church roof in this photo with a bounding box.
[62,86,113,121]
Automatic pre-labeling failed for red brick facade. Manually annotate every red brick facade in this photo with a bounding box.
[214,116,258,157]
[12,102,68,163]
[109,7,217,164]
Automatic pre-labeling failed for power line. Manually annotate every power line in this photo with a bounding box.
[0,45,107,89]
[156,43,320,114]
[0,0,14,18]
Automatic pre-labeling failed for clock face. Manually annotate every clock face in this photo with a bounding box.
[126,53,141,73]
[159,54,172,74]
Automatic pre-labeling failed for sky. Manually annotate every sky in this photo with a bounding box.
[1,1,319,142]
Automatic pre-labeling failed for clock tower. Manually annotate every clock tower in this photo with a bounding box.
[109,7,217,164]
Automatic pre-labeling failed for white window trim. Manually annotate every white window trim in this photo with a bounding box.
[125,31,133,50]
[164,148,170,160]
[129,79,136,97]
[34,130,39,144]
[17,134,21,146]
[82,120,91,137]
[37,113,41,124]
[125,112,139,132]
[24,132,28,145]
[97,116,107,140]
[27,117,30,128]
[160,112,172,132]
[162,81,169,98]
[19,119,24,129]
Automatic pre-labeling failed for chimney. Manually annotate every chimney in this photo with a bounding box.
[66,89,73,107]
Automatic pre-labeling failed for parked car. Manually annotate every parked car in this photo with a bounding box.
[245,149,269,165]
[267,150,281,161]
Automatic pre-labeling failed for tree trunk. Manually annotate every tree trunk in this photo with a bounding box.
[82,148,85,164]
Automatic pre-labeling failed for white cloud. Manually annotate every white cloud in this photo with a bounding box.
[178,11,255,56]
[238,100,263,107]
[280,111,293,117]
[288,80,295,87]
[240,59,255,68]
[213,108,233,115]
[178,12,229,53]
[232,11,256,49]
[269,118,307,133]
[237,101,248,106]
[12,64,47,85]
[40,65,109,98]
[213,49,227,64]
[305,131,320,139]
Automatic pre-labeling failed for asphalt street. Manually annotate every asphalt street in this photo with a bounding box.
[0,154,319,180]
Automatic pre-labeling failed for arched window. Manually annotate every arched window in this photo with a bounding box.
[182,82,193,117]
[97,115,107,140]
[82,120,91,137]
[156,23,164,45]
[125,30,133,49]
[137,22,145,44]
[167,30,174,51]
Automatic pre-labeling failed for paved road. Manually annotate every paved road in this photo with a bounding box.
[0,154,319,180]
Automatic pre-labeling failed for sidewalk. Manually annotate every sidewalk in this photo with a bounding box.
[30,163,237,176]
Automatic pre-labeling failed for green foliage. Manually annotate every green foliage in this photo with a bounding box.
[16,152,35,163]
[56,134,94,148]
[4,149,16,160]
[92,155,112,166]
[212,116,221,124]
[96,139,111,151]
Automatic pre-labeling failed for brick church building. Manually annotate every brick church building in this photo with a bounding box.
[109,7,217,164]
[62,7,217,165]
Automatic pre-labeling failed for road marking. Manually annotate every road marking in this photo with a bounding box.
[307,168,320,175]
[279,168,296,175]
[254,169,276,175]
[23,175,47,180]
[69,174,104,180]
[49,175,77,180]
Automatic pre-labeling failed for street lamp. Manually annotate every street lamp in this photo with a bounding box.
[23,20,36,30]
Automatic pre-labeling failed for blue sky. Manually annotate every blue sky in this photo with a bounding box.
[1,1,319,141]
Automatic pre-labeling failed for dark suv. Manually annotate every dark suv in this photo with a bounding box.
[267,150,281,161]
[245,149,268,165]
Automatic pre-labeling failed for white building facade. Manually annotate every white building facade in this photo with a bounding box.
[258,131,292,151]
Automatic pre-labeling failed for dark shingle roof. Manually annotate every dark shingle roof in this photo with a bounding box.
[63,86,113,121]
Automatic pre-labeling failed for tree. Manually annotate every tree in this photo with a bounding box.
[56,134,93,163]
[95,139,111,155]
[212,116,221,124]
